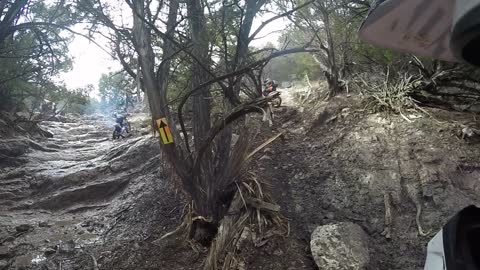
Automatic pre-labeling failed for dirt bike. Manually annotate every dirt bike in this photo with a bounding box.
[271,93,282,108]
[112,119,131,139]
[265,91,282,108]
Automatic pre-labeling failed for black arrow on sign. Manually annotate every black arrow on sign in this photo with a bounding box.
[158,120,171,143]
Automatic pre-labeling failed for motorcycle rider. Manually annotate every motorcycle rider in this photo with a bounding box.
[113,110,128,138]
[262,78,278,97]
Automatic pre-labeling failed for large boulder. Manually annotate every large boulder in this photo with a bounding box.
[0,139,29,157]
[310,222,370,270]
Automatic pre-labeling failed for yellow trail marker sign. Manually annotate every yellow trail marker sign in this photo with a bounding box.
[155,118,174,144]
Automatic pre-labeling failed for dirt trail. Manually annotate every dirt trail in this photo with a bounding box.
[0,115,161,269]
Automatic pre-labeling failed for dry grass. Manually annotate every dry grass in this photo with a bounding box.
[355,72,427,121]
[155,130,287,270]
[203,131,287,270]
[205,171,288,270]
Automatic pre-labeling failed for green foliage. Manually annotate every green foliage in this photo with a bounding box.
[265,53,322,82]
[61,86,94,115]
[98,72,135,112]
[0,0,77,112]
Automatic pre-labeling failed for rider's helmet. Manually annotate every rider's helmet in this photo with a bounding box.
[264,78,273,85]
[114,110,124,119]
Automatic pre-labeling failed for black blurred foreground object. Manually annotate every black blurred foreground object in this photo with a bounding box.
[424,205,480,270]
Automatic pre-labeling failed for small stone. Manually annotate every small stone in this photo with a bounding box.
[81,221,91,227]
[0,259,8,269]
[294,204,304,214]
[259,155,271,161]
[59,240,76,254]
[77,230,85,235]
[44,248,56,255]
[38,222,50,228]
[311,222,370,270]
[0,246,10,258]
[273,248,284,256]
[15,255,32,269]
[359,189,369,195]
[325,212,335,220]
[281,121,293,128]
[462,127,475,139]
[15,224,32,233]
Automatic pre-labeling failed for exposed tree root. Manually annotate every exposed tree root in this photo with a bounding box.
[415,202,431,237]
[156,203,194,242]
[406,182,431,237]
[89,253,99,270]
[382,192,392,239]
[154,172,286,270]
[204,173,287,270]
[153,130,286,269]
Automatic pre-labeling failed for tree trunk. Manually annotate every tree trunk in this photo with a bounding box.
[212,0,263,184]
[131,0,192,190]
[186,0,219,239]
[136,59,142,102]
[319,3,342,98]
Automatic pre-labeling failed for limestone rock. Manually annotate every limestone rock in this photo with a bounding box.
[14,255,32,270]
[38,221,50,228]
[0,259,8,270]
[15,224,33,233]
[0,246,10,258]
[0,139,29,157]
[310,222,370,270]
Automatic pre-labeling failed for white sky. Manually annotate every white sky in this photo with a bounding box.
[58,13,289,96]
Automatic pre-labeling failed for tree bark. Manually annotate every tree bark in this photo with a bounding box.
[319,3,342,98]
[186,0,220,233]
[131,0,192,189]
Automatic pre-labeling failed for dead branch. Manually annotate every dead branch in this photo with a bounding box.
[245,198,280,212]
[382,191,392,239]
[415,202,430,237]
[248,0,314,42]
[89,254,99,270]
[192,94,281,175]
[10,21,116,59]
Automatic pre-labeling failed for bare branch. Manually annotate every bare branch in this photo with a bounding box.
[177,46,318,149]
[192,93,281,175]
[10,21,117,59]
[248,0,314,42]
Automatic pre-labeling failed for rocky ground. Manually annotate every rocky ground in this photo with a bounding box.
[1,90,480,269]
[256,94,480,269]
[0,113,165,269]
